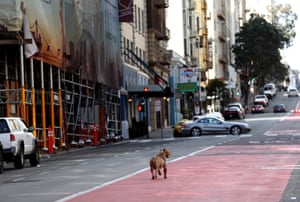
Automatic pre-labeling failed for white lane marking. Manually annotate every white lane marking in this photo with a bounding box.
[38,171,49,175]
[240,134,253,137]
[12,178,24,182]
[215,135,227,137]
[79,162,88,166]
[60,166,71,170]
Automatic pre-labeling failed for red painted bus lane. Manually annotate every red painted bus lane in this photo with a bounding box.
[61,145,300,202]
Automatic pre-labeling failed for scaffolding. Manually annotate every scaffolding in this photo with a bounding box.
[0,25,125,153]
[61,69,96,146]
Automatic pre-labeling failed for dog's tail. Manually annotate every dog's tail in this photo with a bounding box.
[149,157,155,169]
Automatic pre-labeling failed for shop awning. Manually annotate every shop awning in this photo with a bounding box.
[127,84,173,98]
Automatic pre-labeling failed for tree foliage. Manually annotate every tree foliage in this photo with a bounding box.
[267,3,297,48]
[233,14,286,84]
[206,78,226,96]
[232,14,288,107]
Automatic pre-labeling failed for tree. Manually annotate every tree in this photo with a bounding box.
[267,3,297,48]
[206,78,226,100]
[232,14,287,108]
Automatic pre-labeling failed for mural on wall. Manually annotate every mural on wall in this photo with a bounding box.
[0,0,122,89]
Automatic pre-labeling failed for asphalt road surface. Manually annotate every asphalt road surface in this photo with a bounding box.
[1,91,300,202]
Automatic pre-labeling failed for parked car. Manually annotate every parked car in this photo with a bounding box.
[254,95,268,107]
[173,119,190,137]
[174,112,225,137]
[0,117,39,169]
[288,88,299,97]
[181,116,251,136]
[251,104,265,113]
[0,141,3,174]
[273,104,287,113]
[223,102,245,120]
[193,112,225,121]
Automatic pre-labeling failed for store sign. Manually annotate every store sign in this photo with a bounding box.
[177,82,198,92]
[180,68,198,83]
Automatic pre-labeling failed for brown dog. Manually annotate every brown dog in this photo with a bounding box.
[149,148,171,180]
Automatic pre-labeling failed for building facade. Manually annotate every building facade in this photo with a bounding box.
[0,0,123,148]
[120,0,149,139]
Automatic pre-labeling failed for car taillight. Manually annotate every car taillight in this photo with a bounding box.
[10,134,16,141]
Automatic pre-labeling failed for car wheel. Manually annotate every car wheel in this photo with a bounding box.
[29,143,40,167]
[0,148,3,174]
[14,146,25,169]
[230,126,241,136]
[191,127,201,136]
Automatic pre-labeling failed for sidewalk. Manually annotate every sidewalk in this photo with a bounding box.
[141,127,174,140]
[40,127,175,157]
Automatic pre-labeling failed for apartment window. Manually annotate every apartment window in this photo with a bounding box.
[126,39,130,62]
[134,5,137,28]
[127,39,130,49]
[122,36,126,50]
[138,7,141,32]
[139,48,142,60]
[189,15,192,28]
[131,41,134,51]
[184,38,188,56]
[141,10,144,33]
[122,37,126,61]
[197,17,200,32]
[190,42,193,57]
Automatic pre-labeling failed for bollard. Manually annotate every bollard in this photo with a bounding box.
[48,126,54,154]
[93,122,98,146]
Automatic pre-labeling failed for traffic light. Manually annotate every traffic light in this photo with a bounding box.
[137,104,144,112]
[143,87,149,92]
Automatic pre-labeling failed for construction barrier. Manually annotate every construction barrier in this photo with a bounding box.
[48,126,54,154]
[93,122,98,146]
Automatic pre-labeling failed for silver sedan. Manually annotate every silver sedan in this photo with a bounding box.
[181,116,251,136]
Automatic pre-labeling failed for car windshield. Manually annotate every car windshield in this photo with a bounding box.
[264,85,273,90]
[227,103,242,109]
[227,106,239,111]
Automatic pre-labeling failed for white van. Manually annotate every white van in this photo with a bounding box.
[264,83,277,99]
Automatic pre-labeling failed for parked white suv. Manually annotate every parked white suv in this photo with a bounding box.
[0,117,39,169]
